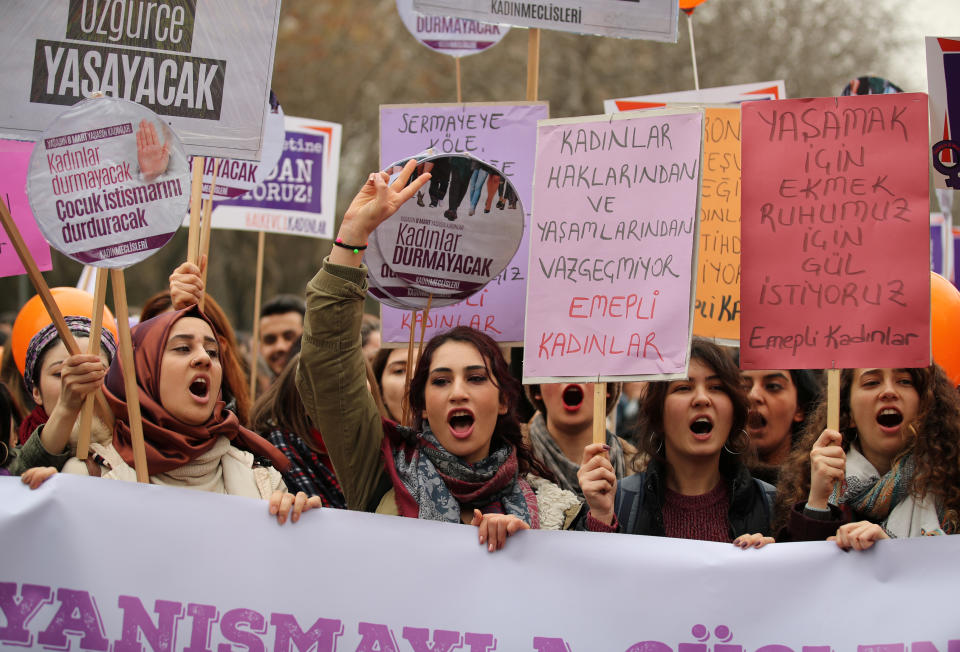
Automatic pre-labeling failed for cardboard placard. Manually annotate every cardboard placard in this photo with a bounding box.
[604,80,786,113]
[204,117,342,239]
[0,140,53,278]
[414,0,677,42]
[740,94,931,370]
[0,0,282,160]
[397,0,508,57]
[379,102,548,343]
[524,109,704,382]
[27,96,190,268]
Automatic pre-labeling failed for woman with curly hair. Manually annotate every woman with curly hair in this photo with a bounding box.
[577,338,775,547]
[775,365,960,549]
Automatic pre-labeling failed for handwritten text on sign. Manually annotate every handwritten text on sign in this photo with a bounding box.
[740,94,930,369]
[695,107,741,341]
[379,103,548,344]
[524,110,703,381]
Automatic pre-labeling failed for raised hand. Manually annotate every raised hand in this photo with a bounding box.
[577,442,617,526]
[137,119,170,182]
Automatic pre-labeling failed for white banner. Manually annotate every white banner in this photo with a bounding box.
[413,0,678,42]
[0,0,281,160]
[604,80,787,113]
[1,475,958,650]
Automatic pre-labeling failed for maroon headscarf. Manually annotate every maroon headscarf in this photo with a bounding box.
[104,307,289,475]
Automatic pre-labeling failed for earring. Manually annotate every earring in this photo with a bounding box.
[723,429,749,455]
[649,432,664,456]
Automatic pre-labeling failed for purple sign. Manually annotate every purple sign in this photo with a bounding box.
[379,102,547,344]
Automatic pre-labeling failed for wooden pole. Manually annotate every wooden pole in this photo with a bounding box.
[198,158,220,311]
[188,156,205,264]
[415,294,433,371]
[593,382,607,445]
[827,367,840,432]
[75,267,108,460]
[526,29,541,102]
[686,13,700,91]
[401,310,418,427]
[455,58,462,103]
[0,195,111,416]
[248,231,266,402]
[110,269,149,483]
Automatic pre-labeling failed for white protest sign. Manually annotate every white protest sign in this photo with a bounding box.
[1,475,959,650]
[26,96,190,268]
[397,0,508,57]
[0,0,282,160]
[202,117,342,239]
[414,0,678,42]
[604,80,787,113]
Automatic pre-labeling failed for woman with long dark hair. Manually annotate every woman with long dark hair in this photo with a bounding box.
[578,338,775,547]
[776,365,960,548]
[296,161,580,550]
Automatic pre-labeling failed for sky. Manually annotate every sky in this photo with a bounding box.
[890,0,960,91]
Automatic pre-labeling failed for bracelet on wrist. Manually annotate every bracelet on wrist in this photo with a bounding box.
[333,237,368,254]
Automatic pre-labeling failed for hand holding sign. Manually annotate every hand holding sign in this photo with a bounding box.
[136,119,170,182]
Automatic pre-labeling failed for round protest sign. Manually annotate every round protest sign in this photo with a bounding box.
[27,97,190,268]
[396,0,507,58]
[373,153,524,297]
[195,94,286,201]
[366,228,468,311]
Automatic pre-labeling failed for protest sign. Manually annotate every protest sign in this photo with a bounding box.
[927,37,960,190]
[604,80,786,113]
[0,140,52,279]
[740,94,930,370]
[931,212,953,279]
[524,109,703,382]
[0,0,281,160]
[380,102,548,344]
[3,474,960,650]
[414,0,677,42]
[193,98,285,201]
[205,117,342,239]
[397,0,508,57]
[26,96,190,268]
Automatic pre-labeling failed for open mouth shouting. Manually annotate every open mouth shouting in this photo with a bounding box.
[447,408,476,439]
[875,407,904,433]
[189,375,210,402]
[561,384,585,412]
[746,410,766,432]
[689,415,714,439]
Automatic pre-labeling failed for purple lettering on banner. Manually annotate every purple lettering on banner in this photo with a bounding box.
[801,647,831,652]
[0,582,53,646]
[115,596,184,652]
[755,646,794,652]
[36,587,109,650]
[356,622,400,652]
[271,613,343,652]
[624,643,673,652]
[225,133,324,214]
[402,627,463,652]
[532,637,574,652]
[858,646,904,652]
[912,641,960,652]
[464,633,498,652]
[183,603,219,652]
[218,608,267,652]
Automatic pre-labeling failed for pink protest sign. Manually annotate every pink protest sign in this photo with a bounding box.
[740,94,930,370]
[523,109,703,382]
[0,140,53,278]
[379,103,548,344]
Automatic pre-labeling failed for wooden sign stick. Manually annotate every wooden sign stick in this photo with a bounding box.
[593,382,607,445]
[455,58,462,103]
[526,28,540,102]
[686,12,700,91]
[401,310,418,427]
[187,156,205,264]
[248,231,266,401]
[827,367,840,432]
[198,157,220,311]
[0,196,111,416]
[110,269,149,483]
[415,294,433,371]
[75,267,109,460]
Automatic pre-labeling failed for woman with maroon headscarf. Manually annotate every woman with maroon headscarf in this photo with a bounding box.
[46,307,320,523]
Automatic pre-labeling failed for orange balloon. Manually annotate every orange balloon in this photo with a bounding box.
[680,0,708,10]
[931,272,960,387]
[11,287,119,375]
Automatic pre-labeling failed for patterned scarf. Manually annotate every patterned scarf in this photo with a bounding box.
[526,412,626,497]
[381,421,539,526]
[830,446,949,537]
